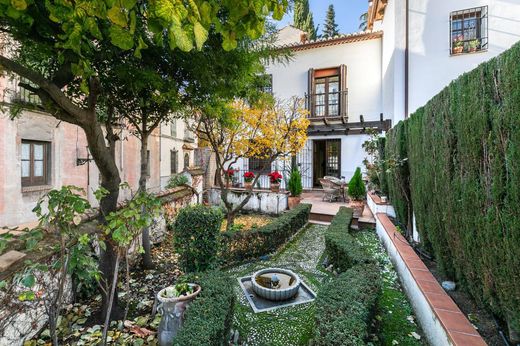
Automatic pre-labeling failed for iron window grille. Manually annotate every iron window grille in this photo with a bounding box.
[450,6,488,55]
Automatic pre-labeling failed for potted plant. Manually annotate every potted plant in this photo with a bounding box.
[468,38,480,52]
[243,171,255,190]
[452,35,464,54]
[268,171,283,192]
[157,281,201,346]
[223,166,237,188]
[287,169,303,209]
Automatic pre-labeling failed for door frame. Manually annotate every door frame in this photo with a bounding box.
[312,138,342,187]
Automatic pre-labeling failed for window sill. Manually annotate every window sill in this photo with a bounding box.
[450,48,488,57]
[22,185,53,194]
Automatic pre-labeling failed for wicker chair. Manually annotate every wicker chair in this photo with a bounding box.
[323,176,347,202]
[319,178,342,202]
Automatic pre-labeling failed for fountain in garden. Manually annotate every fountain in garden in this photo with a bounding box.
[251,268,301,301]
[238,267,316,313]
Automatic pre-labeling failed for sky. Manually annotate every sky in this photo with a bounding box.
[276,0,369,35]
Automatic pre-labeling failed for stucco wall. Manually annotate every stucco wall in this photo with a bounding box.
[209,188,288,215]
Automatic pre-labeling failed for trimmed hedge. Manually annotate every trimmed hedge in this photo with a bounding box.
[325,207,374,272]
[384,42,520,333]
[316,207,381,345]
[173,205,223,272]
[315,264,381,345]
[173,271,235,346]
[220,203,311,264]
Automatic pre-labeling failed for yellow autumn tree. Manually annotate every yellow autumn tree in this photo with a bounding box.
[197,97,309,229]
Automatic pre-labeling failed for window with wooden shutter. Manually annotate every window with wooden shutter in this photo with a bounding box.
[21,140,50,187]
[307,66,347,119]
[170,150,178,174]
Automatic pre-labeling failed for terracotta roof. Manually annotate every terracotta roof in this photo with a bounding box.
[276,31,383,52]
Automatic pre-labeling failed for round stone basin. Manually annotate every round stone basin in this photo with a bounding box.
[251,268,301,301]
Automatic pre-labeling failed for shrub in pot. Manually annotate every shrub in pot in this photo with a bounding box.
[173,205,223,272]
[348,167,366,201]
[268,171,283,192]
[287,169,303,209]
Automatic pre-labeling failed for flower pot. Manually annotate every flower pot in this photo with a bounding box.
[469,47,477,53]
[244,181,253,190]
[452,46,464,54]
[288,196,301,209]
[157,284,201,346]
[270,183,280,192]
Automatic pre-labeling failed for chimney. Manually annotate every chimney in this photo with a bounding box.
[300,32,308,43]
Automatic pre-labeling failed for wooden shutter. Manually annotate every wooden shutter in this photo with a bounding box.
[339,64,347,120]
[308,68,315,117]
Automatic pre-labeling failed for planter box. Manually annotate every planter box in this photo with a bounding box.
[209,188,289,214]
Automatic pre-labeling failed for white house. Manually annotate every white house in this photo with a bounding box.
[231,0,520,191]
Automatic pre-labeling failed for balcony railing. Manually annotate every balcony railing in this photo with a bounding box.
[305,90,348,120]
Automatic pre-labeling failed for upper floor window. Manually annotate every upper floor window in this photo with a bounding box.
[21,140,50,187]
[12,77,41,105]
[450,6,488,55]
[170,120,177,137]
[307,66,347,119]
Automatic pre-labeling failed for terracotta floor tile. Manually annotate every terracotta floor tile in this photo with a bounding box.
[416,279,445,295]
[448,330,487,346]
[435,309,479,336]
[424,292,460,312]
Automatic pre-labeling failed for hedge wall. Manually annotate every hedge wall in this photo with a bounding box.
[173,271,235,346]
[220,203,311,264]
[324,207,374,272]
[316,207,381,344]
[385,42,520,333]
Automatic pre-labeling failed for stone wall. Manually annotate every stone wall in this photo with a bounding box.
[0,185,196,346]
[209,188,288,215]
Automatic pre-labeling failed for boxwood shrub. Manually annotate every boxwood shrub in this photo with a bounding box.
[315,264,381,345]
[221,203,311,264]
[325,207,374,272]
[173,205,223,272]
[173,271,235,346]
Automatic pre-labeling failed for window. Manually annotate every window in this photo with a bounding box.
[307,66,347,118]
[170,149,178,174]
[315,75,340,117]
[21,140,50,187]
[184,153,190,169]
[170,120,177,137]
[249,157,271,173]
[450,6,488,55]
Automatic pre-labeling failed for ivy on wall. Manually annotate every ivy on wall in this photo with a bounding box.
[384,42,520,334]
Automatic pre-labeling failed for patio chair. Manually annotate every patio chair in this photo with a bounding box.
[319,178,342,202]
[324,176,347,202]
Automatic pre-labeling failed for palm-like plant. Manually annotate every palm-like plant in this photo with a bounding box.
[359,12,368,31]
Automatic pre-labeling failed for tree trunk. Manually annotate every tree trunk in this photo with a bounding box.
[82,120,123,321]
[226,211,236,232]
[138,133,154,269]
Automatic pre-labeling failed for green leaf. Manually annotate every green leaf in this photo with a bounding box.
[18,290,36,301]
[10,0,27,11]
[21,273,35,288]
[107,6,127,27]
[129,10,136,34]
[169,22,193,52]
[193,21,208,50]
[134,36,148,58]
[109,25,134,49]
[222,32,237,51]
[85,17,103,39]
[0,280,7,290]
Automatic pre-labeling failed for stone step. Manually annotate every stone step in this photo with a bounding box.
[309,213,334,223]
[0,250,26,272]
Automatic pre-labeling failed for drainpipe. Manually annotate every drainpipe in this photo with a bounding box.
[404,0,409,118]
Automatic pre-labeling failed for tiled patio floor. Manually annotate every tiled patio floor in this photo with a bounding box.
[301,191,376,224]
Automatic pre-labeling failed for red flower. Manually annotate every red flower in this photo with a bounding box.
[268,171,283,184]
[224,167,237,178]
[244,171,255,182]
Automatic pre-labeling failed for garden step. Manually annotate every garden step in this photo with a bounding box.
[0,250,26,272]
[309,213,334,223]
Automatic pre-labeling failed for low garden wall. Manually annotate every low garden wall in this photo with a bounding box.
[382,41,520,338]
[0,186,196,346]
[208,187,288,214]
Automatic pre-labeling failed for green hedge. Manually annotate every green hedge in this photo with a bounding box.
[173,271,235,346]
[384,42,520,332]
[325,207,374,272]
[220,203,311,264]
[173,205,223,272]
[316,207,381,345]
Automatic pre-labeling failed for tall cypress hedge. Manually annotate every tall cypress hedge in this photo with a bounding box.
[384,42,520,334]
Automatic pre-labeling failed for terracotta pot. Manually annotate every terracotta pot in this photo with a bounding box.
[452,46,464,54]
[270,183,280,192]
[288,196,301,209]
[469,47,477,53]
[244,181,253,190]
